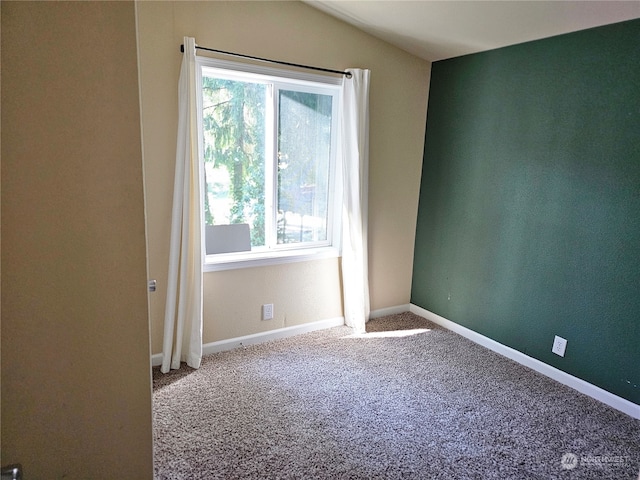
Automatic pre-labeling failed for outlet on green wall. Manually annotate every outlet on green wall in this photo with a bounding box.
[412,19,640,404]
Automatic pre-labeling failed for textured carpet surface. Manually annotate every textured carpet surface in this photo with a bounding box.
[153,312,639,479]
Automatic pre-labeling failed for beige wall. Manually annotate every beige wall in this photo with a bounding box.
[137,1,430,354]
[1,2,153,478]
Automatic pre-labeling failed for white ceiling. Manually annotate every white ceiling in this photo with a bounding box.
[306,1,640,61]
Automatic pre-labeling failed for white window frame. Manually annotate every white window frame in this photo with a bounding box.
[197,57,343,272]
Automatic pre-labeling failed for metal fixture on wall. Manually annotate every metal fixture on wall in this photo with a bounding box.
[1,464,23,480]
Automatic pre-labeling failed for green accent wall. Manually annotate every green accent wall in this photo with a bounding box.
[411,19,640,404]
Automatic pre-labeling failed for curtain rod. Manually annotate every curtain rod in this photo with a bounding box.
[180,44,352,78]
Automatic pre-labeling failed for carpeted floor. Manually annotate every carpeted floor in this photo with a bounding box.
[153,312,640,479]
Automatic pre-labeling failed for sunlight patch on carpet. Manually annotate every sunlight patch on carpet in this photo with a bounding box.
[342,328,431,339]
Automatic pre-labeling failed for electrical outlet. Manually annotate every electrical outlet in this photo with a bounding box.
[262,304,274,321]
[552,335,567,357]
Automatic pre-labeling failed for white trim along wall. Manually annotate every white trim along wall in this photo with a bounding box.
[150,305,412,367]
[409,304,640,420]
[151,317,344,367]
[151,303,639,420]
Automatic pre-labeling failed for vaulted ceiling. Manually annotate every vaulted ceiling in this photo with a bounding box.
[306,1,640,61]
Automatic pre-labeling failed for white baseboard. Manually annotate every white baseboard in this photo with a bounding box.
[152,306,413,367]
[410,304,640,420]
[151,316,345,367]
[370,304,411,319]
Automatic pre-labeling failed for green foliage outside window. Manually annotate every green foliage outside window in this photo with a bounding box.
[201,76,266,247]
[201,72,334,249]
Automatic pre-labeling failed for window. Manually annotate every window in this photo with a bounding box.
[197,57,342,270]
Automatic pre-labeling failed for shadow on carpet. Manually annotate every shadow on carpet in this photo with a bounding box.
[152,312,640,479]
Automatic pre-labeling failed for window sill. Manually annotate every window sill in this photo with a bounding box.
[203,246,340,272]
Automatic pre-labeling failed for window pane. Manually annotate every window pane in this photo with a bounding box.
[201,75,266,248]
[277,90,332,244]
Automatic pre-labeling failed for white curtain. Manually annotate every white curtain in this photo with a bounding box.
[341,69,371,334]
[161,37,204,373]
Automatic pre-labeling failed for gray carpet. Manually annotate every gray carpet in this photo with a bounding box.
[153,312,640,479]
